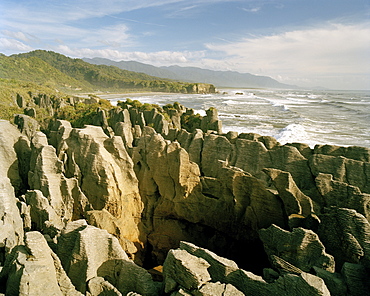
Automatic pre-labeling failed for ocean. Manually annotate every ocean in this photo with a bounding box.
[107,88,370,148]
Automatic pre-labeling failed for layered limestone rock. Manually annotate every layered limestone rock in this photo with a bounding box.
[259,224,335,273]
[0,177,24,258]
[163,241,331,296]
[14,114,40,139]
[128,108,146,129]
[57,220,159,295]
[313,267,348,296]
[87,277,123,296]
[189,83,216,94]
[48,119,73,156]
[25,189,64,236]
[314,144,370,163]
[179,241,239,283]
[133,130,286,266]
[166,128,204,167]
[166,103,186,130]
[51,123,144,254]
[1,95,370,295]
[201,108,222,134]
[310,150,370,194]
[199,133,317,199]
[234,139,315,192]
[114,120,135,149]
[28,131,90,231]
[0,231,82,296]
[315,173,370,220]
[201,133,233,177]
[0,121,24,257]
[200,163,286,236]
[341,262,370,295]
[0,120,26,193]
[317,207,370,269]
[132,130,204,261]
[92,108,112,137]
[57,220,123,292]
[140,108,170,135]
[85,209,138,258]
[163,249,211,293]
[263,168,314,217]
[2,118,145,264]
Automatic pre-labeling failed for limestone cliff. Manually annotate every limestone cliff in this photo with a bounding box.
[0,97,370,295]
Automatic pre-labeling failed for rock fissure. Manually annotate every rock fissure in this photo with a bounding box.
[1,99,370,295]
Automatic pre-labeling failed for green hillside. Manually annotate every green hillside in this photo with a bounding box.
[0,54,92,92]
[8,50,215,93]
[0,50,215,126]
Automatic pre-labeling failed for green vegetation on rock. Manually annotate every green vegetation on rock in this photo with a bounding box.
[181,111,202,131]
[55,98,112,128]
[0,78,60,122]
[117,98,163,113]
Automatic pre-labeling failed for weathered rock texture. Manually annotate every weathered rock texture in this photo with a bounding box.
[259,224,335,273]
[132,130,286,268]
[0,121,25,259]
[0,231,82,296]
[163,241,331,296]
[0,98,370,295]
[318,207,370,269]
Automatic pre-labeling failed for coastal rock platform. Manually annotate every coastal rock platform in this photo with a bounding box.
[0,98,370,295]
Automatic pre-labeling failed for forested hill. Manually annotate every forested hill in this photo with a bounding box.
[0,50,215,94]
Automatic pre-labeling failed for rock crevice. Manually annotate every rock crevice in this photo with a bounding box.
[1,99,370,295]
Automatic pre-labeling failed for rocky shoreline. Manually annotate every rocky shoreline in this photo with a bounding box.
[0,94,369,295]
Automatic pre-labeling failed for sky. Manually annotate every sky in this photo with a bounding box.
[0,0,369,90]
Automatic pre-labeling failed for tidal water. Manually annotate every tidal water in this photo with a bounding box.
[108,88,370,148]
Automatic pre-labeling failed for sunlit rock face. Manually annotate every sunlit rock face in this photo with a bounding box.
[1,98,370,295]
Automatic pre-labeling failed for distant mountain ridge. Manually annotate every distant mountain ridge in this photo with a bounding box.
[0,50,216,94]
[83,57,296,89]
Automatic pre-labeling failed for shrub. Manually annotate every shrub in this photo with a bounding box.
[181,113,202,132]
[56,103,100,128]
[0,104,21,122]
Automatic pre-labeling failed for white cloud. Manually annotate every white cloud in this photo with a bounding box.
[1,0,192,24]
[2,0,248,25]
[82,24,132,48]
[0,38,33,52]
[165,5,200,17]
[0,23,133,52]
[1,30,38,43]
[55,45,206,65]
[242,7,260,13]
[204,22,370,89]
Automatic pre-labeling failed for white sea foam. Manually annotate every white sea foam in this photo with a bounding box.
[272,103,290,111]
[105,88,370,148]
[222,99,269,106]
[285,97,311,104]
[219,113,268,120]
[274,123,309,145]
[222,100,240,105]
[194,109,206,116]
[308,94,320,99]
